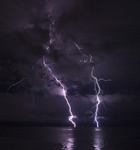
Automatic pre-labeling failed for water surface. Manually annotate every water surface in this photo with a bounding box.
[0,127,139,149]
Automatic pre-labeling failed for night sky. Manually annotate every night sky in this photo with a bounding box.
[0,0,140,127]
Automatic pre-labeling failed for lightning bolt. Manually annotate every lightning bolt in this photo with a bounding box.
[90,56,101,128]
[7,78,26,91]
[32,58,42,70]
[43,57,76,128]
[74,42,111,127]
[98,78,112,82]
[43,8,76,127]
[73,41,83,53]
[46,9,55,52]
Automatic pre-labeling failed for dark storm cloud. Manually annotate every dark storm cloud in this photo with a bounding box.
[0,0,49,32]
[0,92,72,122]
[56,0,140,54]
[100,94,140,125]
[51,0,140,97]
[0,0,140,126]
